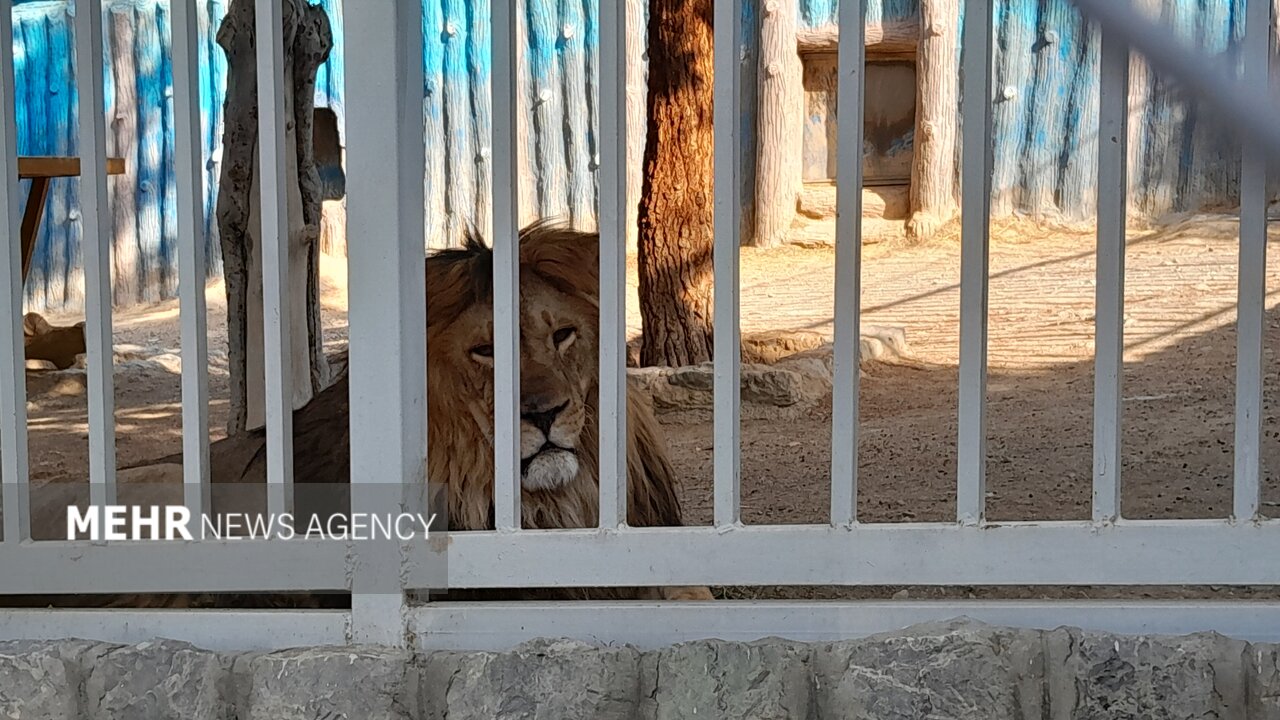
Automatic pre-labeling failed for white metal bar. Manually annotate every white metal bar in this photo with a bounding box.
[0,0,29,543]
[74,0,117,508]
[712,0,742,528]
[1233,0,1270,522]
[0,610,350,651]
[491,0,522,531]
[171,0,210,516]
[1092,27,1129,523]
[344,0,426,646]
[829,0,865,526]
[1069,0,1280,170]
[412,600,1280,651]
[412,520,1280,588]
[597,0,627,528]
[0,540,350,594]
[956,0,994,524]
[254,0,293,517]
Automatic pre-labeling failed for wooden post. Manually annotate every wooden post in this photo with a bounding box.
[753,0,803,248]
[214,0,333,434]
[907,0,960,240]
[625,0,645,253]
[108,8,140,304]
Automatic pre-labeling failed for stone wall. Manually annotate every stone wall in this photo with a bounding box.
[3,618,1278,718]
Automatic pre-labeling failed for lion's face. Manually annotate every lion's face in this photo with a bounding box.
[446,277,597,490]
[426,226,602,497]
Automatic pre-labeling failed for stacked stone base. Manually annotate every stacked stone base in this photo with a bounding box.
[2,618,1277,718]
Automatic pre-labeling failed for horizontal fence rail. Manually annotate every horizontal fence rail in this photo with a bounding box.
[0,0,1277,652]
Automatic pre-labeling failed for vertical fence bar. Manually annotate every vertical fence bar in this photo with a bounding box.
[597,0,627,528]
[345,0,425,647]
[1092,26,1128,523]
[492,0,522,530]
[74,0,117,508]
[172,0,211,515]
[956,0,994,525]
[713,0,743,528]
[254,0,293,516]
[0,0,30,543]
[829,0,865,526]
[1233,0,1270,522]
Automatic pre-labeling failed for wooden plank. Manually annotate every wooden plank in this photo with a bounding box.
[423,0,446,247]
[527,0,568,220]
[19,177,51,282]
[108,7,140,306]
[15,157,125,178]
[441,0,474,244]
[796,19,919,54]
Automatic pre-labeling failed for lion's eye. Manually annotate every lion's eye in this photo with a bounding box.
[553,326,577,349]
[470,343,494,359]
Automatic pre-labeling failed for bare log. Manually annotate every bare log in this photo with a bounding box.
[907,0,959,239]
[753,0,804,248]
[215,0,333,434]
[795,19,920,54]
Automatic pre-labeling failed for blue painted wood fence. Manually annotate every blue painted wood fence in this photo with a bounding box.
[10,0,1261,312]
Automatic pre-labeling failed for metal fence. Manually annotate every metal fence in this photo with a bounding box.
[1,0,1279,653]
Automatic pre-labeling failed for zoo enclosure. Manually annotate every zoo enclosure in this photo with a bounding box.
[1,0,1280,651]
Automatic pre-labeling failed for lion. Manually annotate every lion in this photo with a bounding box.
[10,222,711,607]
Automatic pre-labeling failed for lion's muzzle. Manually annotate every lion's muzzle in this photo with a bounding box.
[519,396,581,490]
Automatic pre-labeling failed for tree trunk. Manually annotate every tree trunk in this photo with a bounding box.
[635,0,715,368]
[752,0,803,248]
[907,0,959,240]
[215,0,333,434]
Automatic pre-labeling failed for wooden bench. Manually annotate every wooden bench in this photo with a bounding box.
[17,156,125,369]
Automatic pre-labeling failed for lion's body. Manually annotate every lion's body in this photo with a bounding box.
[9,223,710,607]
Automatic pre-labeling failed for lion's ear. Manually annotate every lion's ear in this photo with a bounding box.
[519,224,602,307]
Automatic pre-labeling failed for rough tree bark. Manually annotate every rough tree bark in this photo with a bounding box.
[215,0,333,434]
[907,0,959,240]
[635,0,716,368]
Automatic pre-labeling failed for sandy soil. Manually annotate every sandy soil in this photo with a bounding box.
[23,213,1280,600]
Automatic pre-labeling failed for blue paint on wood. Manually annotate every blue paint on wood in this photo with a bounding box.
[10,0,1268,312]
[559,0,593,227]
[440,0,473,241]
[423,0,447,246]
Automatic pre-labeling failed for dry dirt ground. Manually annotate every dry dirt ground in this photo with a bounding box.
[23,213,1280,600]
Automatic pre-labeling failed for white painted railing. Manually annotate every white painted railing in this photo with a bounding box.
[1,0,1279,652]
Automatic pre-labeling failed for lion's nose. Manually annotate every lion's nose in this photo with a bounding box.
[521,399,568,436]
